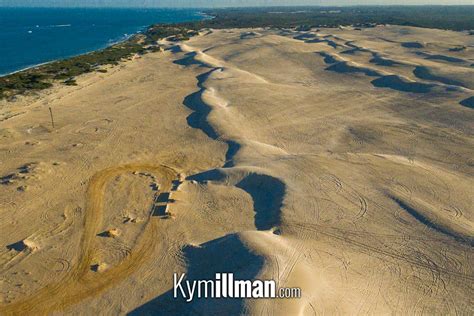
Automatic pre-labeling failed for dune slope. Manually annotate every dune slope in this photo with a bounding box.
[0,25,473,315]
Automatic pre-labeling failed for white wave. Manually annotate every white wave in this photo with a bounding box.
[50,24,72,28]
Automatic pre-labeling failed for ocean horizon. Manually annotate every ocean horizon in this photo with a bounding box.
[0,7,207,76]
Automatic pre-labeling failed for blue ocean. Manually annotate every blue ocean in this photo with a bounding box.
[0,7,206,75]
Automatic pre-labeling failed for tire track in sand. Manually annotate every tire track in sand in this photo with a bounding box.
[0,164,176,315]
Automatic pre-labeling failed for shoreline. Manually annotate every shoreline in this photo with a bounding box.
[0,9,211,79]
[2,6,472,101]
[0,31,140,78]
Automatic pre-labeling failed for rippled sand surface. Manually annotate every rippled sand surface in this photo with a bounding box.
[0,25,473,315]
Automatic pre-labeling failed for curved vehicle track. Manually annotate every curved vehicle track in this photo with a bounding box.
[0,164,176,315]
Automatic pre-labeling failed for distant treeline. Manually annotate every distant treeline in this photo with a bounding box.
[186,6,474,31]
[2,6,473,100]
[0,42,145,99]
[0,26,193,100]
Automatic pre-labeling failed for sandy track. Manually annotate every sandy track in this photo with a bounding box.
[0,164,176,315]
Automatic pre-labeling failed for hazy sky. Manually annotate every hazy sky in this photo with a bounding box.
[1,0,473,7]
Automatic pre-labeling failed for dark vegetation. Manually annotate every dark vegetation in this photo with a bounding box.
[193,6,474,31]
[2,6,473,100]
[0,41,146,99]
[0,26,193,100]
[143,26,198,44]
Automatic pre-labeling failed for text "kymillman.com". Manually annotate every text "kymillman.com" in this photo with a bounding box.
[174,273,302,302]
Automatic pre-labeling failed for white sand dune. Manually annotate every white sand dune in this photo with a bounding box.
[0,25,473,315]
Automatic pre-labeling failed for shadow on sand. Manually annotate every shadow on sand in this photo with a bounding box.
[6,240,28,252]
[416,51,466,64]
[236,174,285,231]
[401,42,424,49]
[318,52,340,64]
[460,96,474,109]
[173,51,208,67]
[317,50,437,94]
[389,195,473,247]
[413,66,466,88]
[174,53,242,165]
[370,54,400,67]
[181,69,220,140]
[172,45,286,226]
[371,75,435,93]
[326,62,381,77]
[188,169,286,232]
[223,140,241,168]
[128,234,264,315]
